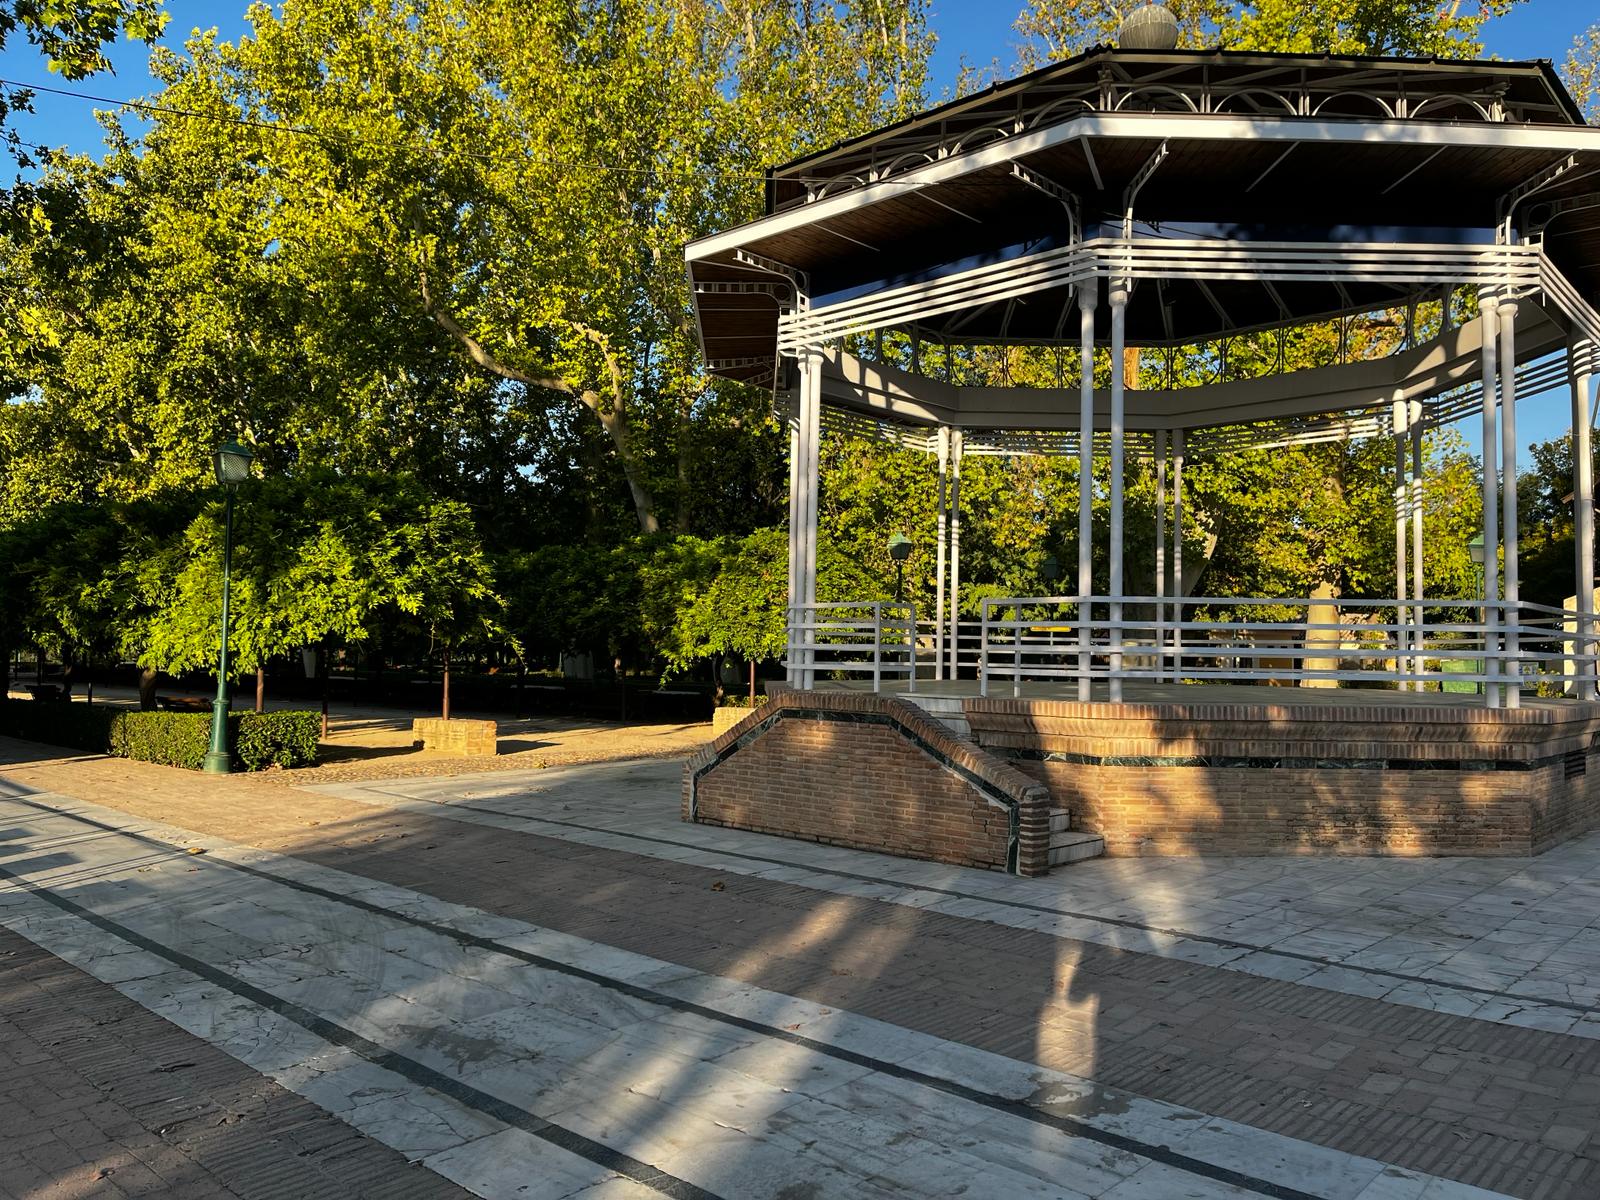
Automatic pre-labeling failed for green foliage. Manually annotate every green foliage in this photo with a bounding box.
[1567,25,1600,124]
[0,1,165,139]
[0,702,321,770]
[106,710,212,768]
[234,711,321,770]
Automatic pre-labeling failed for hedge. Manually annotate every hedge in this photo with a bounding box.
[0,702,320,771]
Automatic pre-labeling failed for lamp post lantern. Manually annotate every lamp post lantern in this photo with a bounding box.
[203,441,254,775]
[887,532,913,602]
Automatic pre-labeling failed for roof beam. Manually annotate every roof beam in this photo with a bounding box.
[687,111,1600,262]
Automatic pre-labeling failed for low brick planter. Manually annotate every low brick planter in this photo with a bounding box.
[412,717,498,757]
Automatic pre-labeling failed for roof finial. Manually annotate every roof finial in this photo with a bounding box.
[1117,4,1180,51]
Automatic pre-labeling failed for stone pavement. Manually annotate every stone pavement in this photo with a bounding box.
[316,760,1600,1037]
[3,738,1600,1197]
[0,924,470,1200]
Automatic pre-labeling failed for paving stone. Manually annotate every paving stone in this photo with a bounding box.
[0,927,471,1200]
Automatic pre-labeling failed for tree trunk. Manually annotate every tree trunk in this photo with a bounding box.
[255,666,265,714]
[138,666,159,711]
[442,648,451,721]
[418,274,660,533]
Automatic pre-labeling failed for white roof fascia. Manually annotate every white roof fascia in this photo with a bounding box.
[685,112,1600,264]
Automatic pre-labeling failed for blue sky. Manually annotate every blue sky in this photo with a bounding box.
[1,0,1594,449]
[4,1,1594,158]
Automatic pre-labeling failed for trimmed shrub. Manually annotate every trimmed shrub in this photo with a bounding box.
[0,700,116,753]
[107,711,211,768]
[235,711,320,770]
[0,701,320,771]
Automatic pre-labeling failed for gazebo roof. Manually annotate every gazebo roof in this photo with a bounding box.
[688,47,1600,382]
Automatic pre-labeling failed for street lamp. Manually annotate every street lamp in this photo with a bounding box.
[1040,553,1060,589]
[203,440,254,774]
[887,532,913,602]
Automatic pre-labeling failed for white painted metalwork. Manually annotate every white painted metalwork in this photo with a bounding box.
[784,602,917,693]
[778,239,1543,353]
[1573,336,1597,700]
[1076,284,1096,701]
[974,595,1600,698]
[1479,287,1502,708]
[1500,292,1521,708]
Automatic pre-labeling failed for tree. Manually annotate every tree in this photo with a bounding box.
[131,472,504,690]
[123,0,933,536]
[1567,24,1600,124]
[0,1,165,146]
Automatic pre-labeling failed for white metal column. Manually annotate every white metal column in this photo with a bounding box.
[1155,429,1168,683]
[1410,398,1425,690]
[948,427,964,681]
[785,384,802,687]
[798,349,823,690]
[1393,394,1410,690]
[1108,280,1128,702]
[1499,293,1520,708]
[1573,337,1597,700]
[934,426,950,683]
[1172,428,1185,683]
[1479,288,1501,708]
[1076,282,1097,702]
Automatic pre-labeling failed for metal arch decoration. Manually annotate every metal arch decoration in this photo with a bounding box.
[1022,95,1098,130]
[809,173,871,201]
[1409,93,1497,122]
[1310,91,1398,119]
[944,124,1021,158]
[1112,86,1201,114]
[873,151,938,180]
[1210,89,1301,116]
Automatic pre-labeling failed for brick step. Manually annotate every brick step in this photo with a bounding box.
[1048,828,1105,867]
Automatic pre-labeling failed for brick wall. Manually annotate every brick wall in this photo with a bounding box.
[965,697,1600,857]
[683,689,1053,876]
[412,717,498,757]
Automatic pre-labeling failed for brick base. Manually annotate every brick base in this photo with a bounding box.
[412,717,498,757]
[964,696,1600,857]
[683,690,1053,875]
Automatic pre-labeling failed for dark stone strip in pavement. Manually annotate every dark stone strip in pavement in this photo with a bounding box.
[18,790,1600,1199]
[1,797,1326,1200]
[277,804,1600,1200]
[0,852,727,1200]
[0,924,473,1200]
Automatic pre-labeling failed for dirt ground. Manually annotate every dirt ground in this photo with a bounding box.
[2,683,712,785]
[302,710,712,783]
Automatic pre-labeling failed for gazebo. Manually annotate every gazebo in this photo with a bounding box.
[683,25,1600,871]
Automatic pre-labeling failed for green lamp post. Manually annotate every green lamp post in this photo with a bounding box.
[887,532,913,602]
[203,440,254,774]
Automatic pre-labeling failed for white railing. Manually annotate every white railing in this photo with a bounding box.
[786,601,918,692]
[975,595,1600,704]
